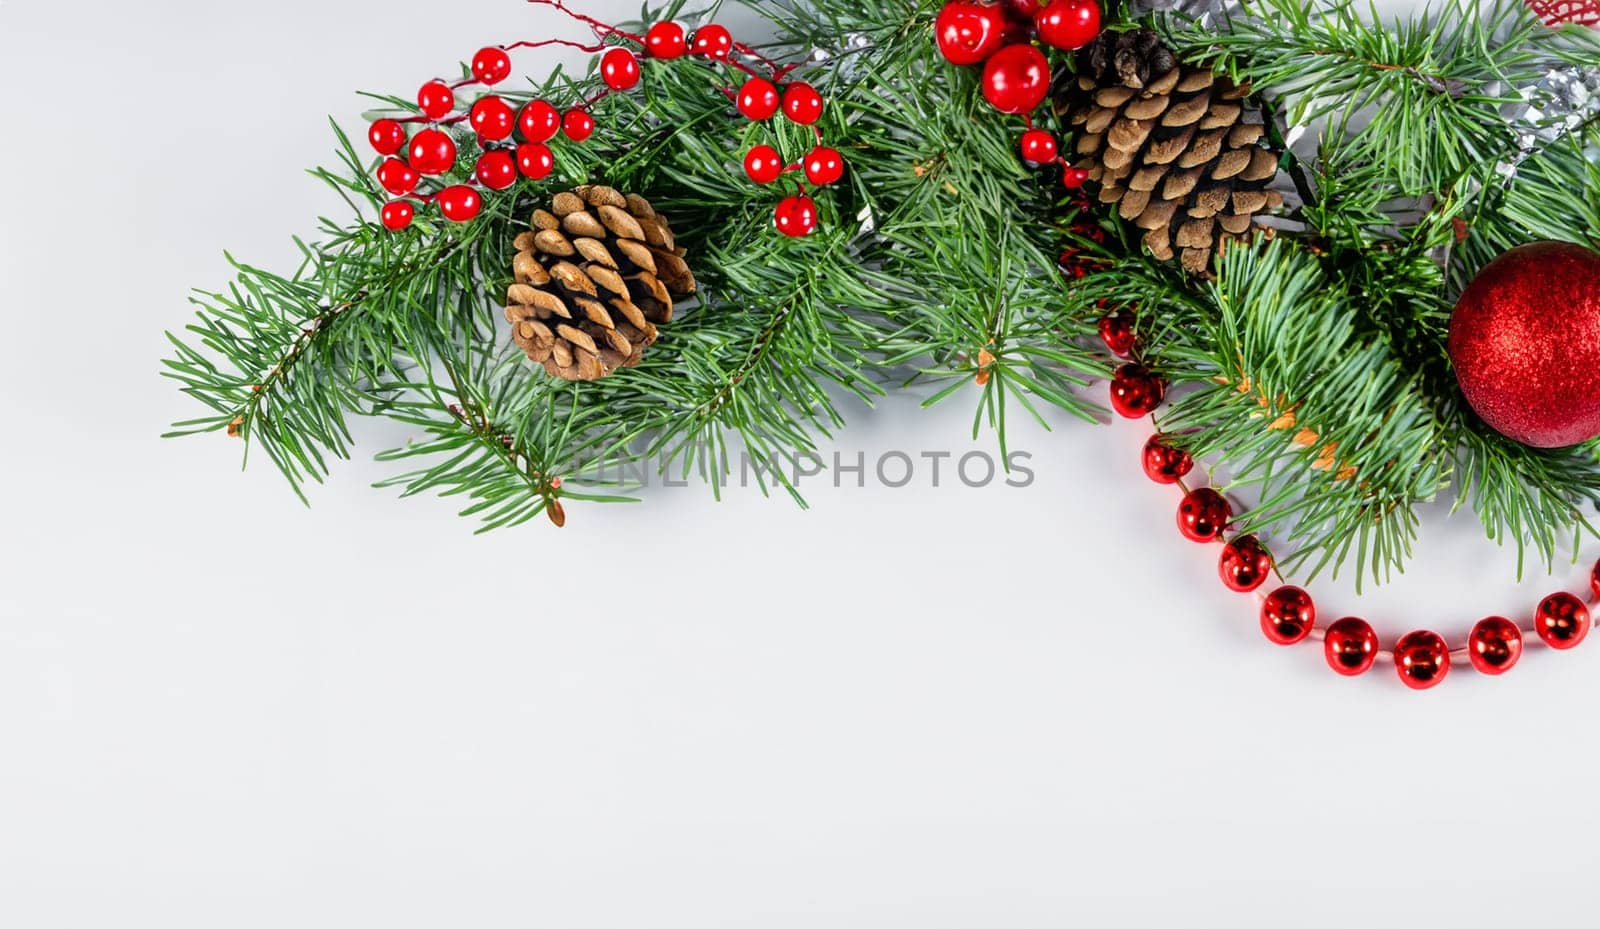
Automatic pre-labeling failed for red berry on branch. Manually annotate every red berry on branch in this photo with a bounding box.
[803,147,845,186]
[407,128,457,175]
[782,83,824,125]
[934,1,1009,65]
[516,142,555,179]
[743,145,784,184]
[469,95,516,141]
[1098,313,1135,356]
[1394,630,1451,690]
[1019,128,1058,165]
[774,195,818,237]
[691,24,734,59]
[1109,363,1164,418]
[377,157,420,196]
[737,78,781,120]
[562,110,595,142]
[1062,166,1091,188]
[1035,0,1101,51]
[1535,591,1590,649]
[1261,586,1316,645]
[1177,487,1230,543]
[1468,616,1522,675]
[981,44,1050,115]
[475,149,517,190]
[1141,435,1193,485]
[418,80,456,120]
[381,200,415,231]
[1324,617,1379,677]
[437,184,482,223]
[601,48,641,91]
[369,119,407,156]
[1218,535,1273,593]
[472,47,513,85]
[518,100,562,143]
[646,21,688,58]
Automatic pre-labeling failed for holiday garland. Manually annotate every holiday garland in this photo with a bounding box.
[165,0,1600,685]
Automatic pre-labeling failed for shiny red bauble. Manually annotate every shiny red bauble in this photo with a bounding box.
[743,145,784,184]
[417,80,455,120]
[368,118,407,156]
[803,147,845,186]
[1447,241,1600,447]
[407,128,457,175]
[474,150,517,190]
[1218,535,1273,593]
[691,24,734,59]
[1468,616,1523,675]
[516,142,554,179]
[782,83,824,125]
[380,200,415,231]
[1592,558,1600,599]
[1324,617,1379,676]
[1109,363,1165,418]
[1535,591,1590,649]
[377,157,420,197]
[1177,487,1230,543]
[775,195,819,237]
[934,1,1008,65]
[1019,129,1059,165]
[562,110,595,142]
[737,78,781,120]
[1260,586,1316,645]
[601,48,641,91]
[437,185,482,223]
[981,44,1050,115]
[645,21,688,58]
[1394,630,1451,690]
[1098,313,1135,356]
[471,47,512,85]
[469,95,516,141]
[1035,0,1101,51]
[1141,435,1193,485]
[518,100,561,142]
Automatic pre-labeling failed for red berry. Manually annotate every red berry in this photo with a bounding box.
[601,48,641,91]
[381,200,415,231]
[417,80,456,120]
[743,145,784,184]
[737,78,781,120]
[562,110,595,142]
[1062,166,1091,188]
[1019,129,1058,165]
[981,44,1050,115]
[516,142,555,179]
[645,21,688,58]
[437,184,482,223]
[518,100,561,143]
[691,24,734,59]
[1035,0,1101,51]
[472,47,513,85]
[934,1,1008,66]
[469,95,516,141]
[803,147,845,186]
[475,149,517,190]
[782,83,824,125]
[407,128,457,175]
[775,195,818,237]
[368,119,407,156]
[377,157,420,196]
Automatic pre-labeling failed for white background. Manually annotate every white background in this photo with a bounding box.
[3,1,1598,926]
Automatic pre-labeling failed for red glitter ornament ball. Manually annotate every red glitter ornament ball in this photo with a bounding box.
[417,81,455,120]
[518,100,562,142]
[1109,363,1165,418]
[469,96,516,141]
[516,142,554,179]
[782,83,824,125]
[1019,129,1059,165]
[563,110,595,142]
[601,48,641,91]
[1324,617,1379,677]
[738,78,781,120]
[1394,630,1451,690]
[1535,591,1591,650]
[472,47,512,85]
[803,147,845,186]
[474,149,517,190]
[1260,586,1315,645]
[1447,241,1600,447]
[369,119,407,156]
[1218,535,1272,593]
[645,21,688,58]
[743,145,784,184]
[1098,313,1135,356]
[1468,616,1523,675]
[1035,0,1101,51]
[934,1,1008,65]
[381,200,415,231]
[407,128,457,175]
[437,185,482,223]
[691,24,734,59]
[1177,487,1230,543]
[1141,435,1193,485]
[981,44,1050,115]
[775,195,818,237]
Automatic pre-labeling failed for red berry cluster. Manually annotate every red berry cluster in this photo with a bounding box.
[934,0,1100,188]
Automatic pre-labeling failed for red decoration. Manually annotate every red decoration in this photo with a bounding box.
[645,21,688,58]
[1035,0,1101,51]
[744,145,784,184]
[601,48,641,91]
[981,44,1050,115]
[1468,617,1523,675]
[691,24,734,59]
[775,195,818,237]
[469,96,516,141]
[1019,129,1059,165]
[1260,586,1315,645]
[1447,241,1600,447]
[1109,363,1165,418]
[1062,166,1090,189]
[804,147,845,186]
[380,201,415,231]
[934,1,1008,65]
[417,81,455,120]
[1592,558,1600,599]
[1177,487,1230,543]
[407,128,457,175]
[562,110,595,142]
[1394,631,1451,690]
[1141,435,1193,485]
[1324,617,1379,677]
[782,83,825,125]
[471,47,512,85]
[474,150,517,190]
[1524,0,1600,26]
[368,119,407,156]
[738,78,781,120]
[377,158,420,197]
[1535,591,1590,649]
[1098,313,1135,356]
[1218,535,1272,592]
[437,185,482,223]
[516,142,554,180]
[518,100,562,143]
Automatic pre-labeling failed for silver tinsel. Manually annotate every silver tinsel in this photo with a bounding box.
[1497,63,1600,179]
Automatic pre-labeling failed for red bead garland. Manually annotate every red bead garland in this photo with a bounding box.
[1218,535,1272,593]
[1394,630,1451,690]
[1535,592,1590,649]
[1177,488,1230,543]
[1468,617,1523,675]
[1261,586,1315,645]
[1141,435,1193,485]
[1324,617,1380,677]
[1109,364,1165,418]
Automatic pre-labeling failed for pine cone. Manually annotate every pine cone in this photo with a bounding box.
[505,185,696,381]
[1055,30,1283,275]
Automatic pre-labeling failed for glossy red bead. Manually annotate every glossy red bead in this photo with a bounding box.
[1394,630,1451,690]
[368,118,407,156]
[518,100,561,143]
[380,200,415,231]
[981,44,1050,115]
[516,142,554,179]
[1535,592,1590,650]
[474,149,517,190]
[562,110,595,142]
[1468,616,1522,675]
[1177,487,1230,543]
[407,128,457,175]
[646,21,688,58]
[1141,435,1193,485]
[743,145,784,184]
[691,24,734,59]
[1591,559,1600,599]
[472,47,513,85]
[469,95,516,141]
[737,78,781,120]
[1260,586,1315,645]
[1219,535,1273,593]
[377,157,420,196]
[774,195,819,238]
[1035,0,1102,51]
[782,83,824,126]
[1324,617,1379,677]
[417,80,456,120]
[437,184,482,223]
[1098,313,1135,356]
[600,48,641,91]
[1109,363,1165,418]
[803,147,845,186]
[1019,129,1058,165]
